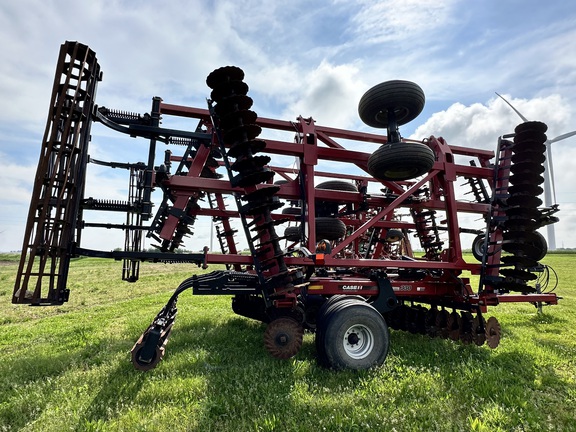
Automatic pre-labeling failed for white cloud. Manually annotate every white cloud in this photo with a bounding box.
[346,0,458,45]
[409,94,576,248]
[1,0,576,251]
[0,155,36,252]
[411,94,573,149]
[281,60,367,128]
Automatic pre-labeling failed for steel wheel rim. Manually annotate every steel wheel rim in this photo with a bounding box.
[343,324,374,359]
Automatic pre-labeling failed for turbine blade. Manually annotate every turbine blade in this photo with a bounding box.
[495,92,530,122]
[546,146,556,204]
[549,130,576,144]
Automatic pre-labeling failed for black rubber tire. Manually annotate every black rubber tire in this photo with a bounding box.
[358,80,425,128]
[284,226,301,242]
[315,180,358,217]
[385,229,404,243]
[316,217,347,240]
[317,295,367,321]
[286,218,347,241]
[367,142,435,181]
[281,207,301,215]
[302,295,327,331]
[315,298,350,367]
[316,180,359,193]
[472,234,486,262]
[315,181,358,217]
[321,299,389,370]
[502,230,548,261]
[531,231,548,261]
[315,297,366,367]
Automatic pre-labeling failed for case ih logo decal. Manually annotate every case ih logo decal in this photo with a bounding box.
[340,285,364,291]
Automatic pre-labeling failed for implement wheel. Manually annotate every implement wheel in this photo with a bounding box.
[531,231,548,261]
[472,234,486,261]
[368,142,435,181]
[282,207,301,215]
[131,344,162,371]
[315,296,365,366]
[317,299,389,370]
[385,228,404,243]
[284,226,301,242]
[316,217,347,240]
[316,180,359,193]
[358,80,425,128]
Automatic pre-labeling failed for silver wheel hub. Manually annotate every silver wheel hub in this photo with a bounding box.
[343,324,374,359]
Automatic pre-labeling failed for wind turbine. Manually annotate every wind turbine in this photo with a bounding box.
[495,92,576,250]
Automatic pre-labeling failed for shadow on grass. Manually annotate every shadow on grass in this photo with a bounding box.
[72,360,150,429]
[164,315,574,430]
[4,308,573,431]
[0,333,139,430]
[387,327,576,418]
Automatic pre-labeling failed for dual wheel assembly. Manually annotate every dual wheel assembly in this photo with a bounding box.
[359,80,435,181]
[262,299,502,370]
[264,297,390,370]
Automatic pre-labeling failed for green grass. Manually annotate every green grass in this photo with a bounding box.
[1,253,575,431]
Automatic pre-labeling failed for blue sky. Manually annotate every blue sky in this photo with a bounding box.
[1,0,576,251]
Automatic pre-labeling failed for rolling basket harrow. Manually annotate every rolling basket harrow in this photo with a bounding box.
[13,41,561,370]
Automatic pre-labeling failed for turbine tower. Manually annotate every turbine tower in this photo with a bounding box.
[496,93,576,250]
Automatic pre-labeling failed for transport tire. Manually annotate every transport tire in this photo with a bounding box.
[284,218,347,241]
[302,295,327,331]
[358,80,425,128]
[315,297,366,367]
[367,142,435,181]
[284,226,301,242]
[385,228,404,243]
[315,180,357,217]
[315,217,347,240]
[281,207,301,215]
[321,299,389,370]
[316,180,359,193]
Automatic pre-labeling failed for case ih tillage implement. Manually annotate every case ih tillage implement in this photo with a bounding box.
[13,42,561,371]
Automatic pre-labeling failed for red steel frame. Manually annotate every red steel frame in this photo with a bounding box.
[154,102,558,312]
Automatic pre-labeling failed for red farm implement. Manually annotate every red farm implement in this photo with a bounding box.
[13,41,561,370]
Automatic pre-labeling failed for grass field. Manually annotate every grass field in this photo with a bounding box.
[1,253,575,431]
